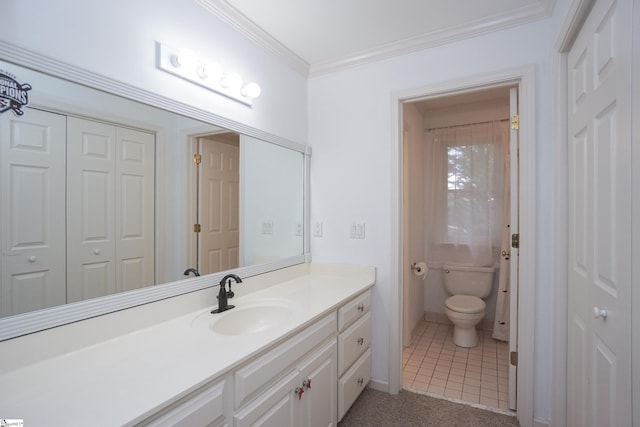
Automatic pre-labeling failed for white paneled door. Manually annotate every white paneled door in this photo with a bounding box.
[0,108,66,316]
[198,136,239,275]
[67,117,155,303]
[567,0,632,425]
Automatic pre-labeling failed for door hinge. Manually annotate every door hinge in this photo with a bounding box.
[510,351,518,366]
[194,223,201,233]
[193,153,202,165]
[511,115,519,130]
[511,233,519,249]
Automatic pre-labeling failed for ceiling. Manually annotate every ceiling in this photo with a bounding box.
[196,0,555,76]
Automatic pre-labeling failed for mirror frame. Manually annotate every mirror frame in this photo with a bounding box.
[0,40,311,341]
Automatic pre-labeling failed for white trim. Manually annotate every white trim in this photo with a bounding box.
[550,2,595,426]
[193,0,310,77]
[0,40,311,342]
[195,0,554,78]
[367,378,389,393]
[632,2,640,424]
[390,65,536,427]
[310,1,554,76]
[533,419,550,427]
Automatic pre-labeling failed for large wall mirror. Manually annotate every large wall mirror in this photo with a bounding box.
[0,48,309,340]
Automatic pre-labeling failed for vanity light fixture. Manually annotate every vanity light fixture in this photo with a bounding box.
[157,42,260,106]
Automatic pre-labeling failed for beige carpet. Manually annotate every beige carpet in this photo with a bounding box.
[338,388,520,427]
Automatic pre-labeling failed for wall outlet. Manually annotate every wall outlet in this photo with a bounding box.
[350,222,365,239]
[261,220,273,235]
[314,221,323,237]
[295,223,303,236]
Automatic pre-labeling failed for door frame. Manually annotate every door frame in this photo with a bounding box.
[390,65,537,425]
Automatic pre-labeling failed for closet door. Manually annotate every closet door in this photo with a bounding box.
[566,0,632,424]
[66,118,117,302]
[0,108,66,316]
[116,126,155,292]
[67,117,155,302]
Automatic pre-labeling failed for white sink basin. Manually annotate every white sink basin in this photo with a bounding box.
[191,300,296,336]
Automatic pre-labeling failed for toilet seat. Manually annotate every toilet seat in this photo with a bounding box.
[445,295,485,314]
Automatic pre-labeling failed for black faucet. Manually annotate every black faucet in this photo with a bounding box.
[183,268,200,277]
[211,274,243,314]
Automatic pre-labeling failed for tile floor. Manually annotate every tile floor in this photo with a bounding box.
[402,320,510,411]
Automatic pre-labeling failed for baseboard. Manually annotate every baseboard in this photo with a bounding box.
[368,378,389,393]
[533,418,549,427]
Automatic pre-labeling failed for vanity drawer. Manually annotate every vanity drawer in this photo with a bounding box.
[338,348,371,421]
[234,312,336,409]
[338,290,371,332]
[337,311,371,375]
[144,378,227,427]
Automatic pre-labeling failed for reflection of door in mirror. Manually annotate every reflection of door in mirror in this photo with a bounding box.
[196,133,239,275]
[0,109,156,317]
[1,109,66,316]
[66,117,155,303]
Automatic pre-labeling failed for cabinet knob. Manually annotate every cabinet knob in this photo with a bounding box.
[295,386,305,399]
[28,255,37,263]
[303,378,312,390]
[357,337,364,346]
[357,303,365,312]
[93,248,101,255]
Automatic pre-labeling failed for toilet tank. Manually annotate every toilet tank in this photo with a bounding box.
[442,264,495,298]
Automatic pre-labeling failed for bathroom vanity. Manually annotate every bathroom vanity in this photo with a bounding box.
[0,263,374,426]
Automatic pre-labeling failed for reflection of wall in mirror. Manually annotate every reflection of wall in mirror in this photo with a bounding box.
[241,135,304,266]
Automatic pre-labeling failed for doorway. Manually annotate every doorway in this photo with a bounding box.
[400,87,517,412]
[390,66,537,424]
[189,132,240,276]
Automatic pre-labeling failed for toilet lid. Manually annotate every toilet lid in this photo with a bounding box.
[445,295,485,313]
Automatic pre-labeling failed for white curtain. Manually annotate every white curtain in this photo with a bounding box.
[425,120,509,268]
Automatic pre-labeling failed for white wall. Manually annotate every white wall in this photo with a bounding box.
[0,0,308,144]
[309,18,555,422]
[241,135,304,265]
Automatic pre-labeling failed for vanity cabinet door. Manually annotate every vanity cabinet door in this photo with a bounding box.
[143,378,228,427]
[298,339,338,427]
[234,313,336,409]
[233,370,299,427]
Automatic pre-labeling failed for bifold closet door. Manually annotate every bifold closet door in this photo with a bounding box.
[67,117,155,303]
[0,108,66,316]
[566,0,632,425]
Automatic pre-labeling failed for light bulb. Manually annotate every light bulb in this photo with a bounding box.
[220,72,243,89]
[198,61,222,79]
[171,49,196,68]
[241,82,261,98]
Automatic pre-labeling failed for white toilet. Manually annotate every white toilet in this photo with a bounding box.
[442,263,495,348]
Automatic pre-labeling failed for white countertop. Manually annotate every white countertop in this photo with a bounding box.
[0,266,374,426]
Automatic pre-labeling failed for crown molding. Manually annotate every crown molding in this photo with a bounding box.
[195,0,555,78]
[309,0,556,76]
[195,0,310,76]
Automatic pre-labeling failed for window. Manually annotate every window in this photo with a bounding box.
[445,142,497,244]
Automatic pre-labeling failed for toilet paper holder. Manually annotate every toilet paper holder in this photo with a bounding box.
[411,262,424,273]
